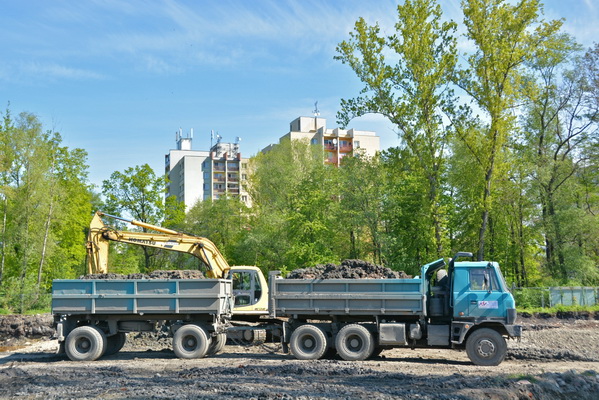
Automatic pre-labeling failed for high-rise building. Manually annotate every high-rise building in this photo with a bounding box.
[165,129,250,210]
[264,116,380,165]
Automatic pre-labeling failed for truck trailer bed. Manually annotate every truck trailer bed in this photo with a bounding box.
[52,279,232,315]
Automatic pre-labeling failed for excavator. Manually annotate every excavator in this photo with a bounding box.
[86,211,269,317]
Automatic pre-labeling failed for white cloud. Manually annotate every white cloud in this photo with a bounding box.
[23,62,106,81]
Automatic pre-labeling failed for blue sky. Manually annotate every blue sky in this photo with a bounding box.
[1,0,597,188]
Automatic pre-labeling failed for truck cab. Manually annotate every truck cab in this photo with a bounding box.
[422,252,521,364]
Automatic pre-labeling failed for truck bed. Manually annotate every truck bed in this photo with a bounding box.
[269,277,424,318]
[52,279,232,315]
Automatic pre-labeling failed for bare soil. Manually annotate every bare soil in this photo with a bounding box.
[1,313,598,399]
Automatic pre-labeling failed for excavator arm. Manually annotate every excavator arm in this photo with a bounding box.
[86,211,231,279]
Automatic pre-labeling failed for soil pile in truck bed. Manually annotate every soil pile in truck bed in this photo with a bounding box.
[79,270,205,280]
[286,259,410,279]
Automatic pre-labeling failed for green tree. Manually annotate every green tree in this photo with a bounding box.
[246,139,341,271]
[185,196,250,267]
[0,109,91,312]
[338,154,386,264]
[455,0,562,260]
[102,164,167,272]
[336,0,457,258]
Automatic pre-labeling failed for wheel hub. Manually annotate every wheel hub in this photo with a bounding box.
[477,339,495,357]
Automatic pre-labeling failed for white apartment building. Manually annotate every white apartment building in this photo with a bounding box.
[165,130,250,210]
[266,116,380,165]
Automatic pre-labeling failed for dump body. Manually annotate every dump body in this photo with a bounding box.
[52,278,232,316]
[52,278,233,362]
[269,275,424,319]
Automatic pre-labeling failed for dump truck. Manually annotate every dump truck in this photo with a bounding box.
[53,212,521,365]
[270,252,521,366]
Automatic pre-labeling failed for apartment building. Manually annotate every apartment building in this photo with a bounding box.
[165,130,250,210]
[267,116,380,165]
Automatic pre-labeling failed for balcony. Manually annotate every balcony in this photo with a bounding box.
[339,143,353,152]
[325,143,337,151]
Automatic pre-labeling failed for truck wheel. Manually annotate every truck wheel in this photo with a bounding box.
[104,332,127,356]
[207,333,227,356]
[289,324,328,360]
[65,325,107,361]
[335,324,374,361]
[466,328,507,366]
[173,324,211,359]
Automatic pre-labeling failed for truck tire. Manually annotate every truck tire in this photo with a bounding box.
[207,333,227,356]
[104,332,127,356]
[335,324,374,361]
[65,325,107,361]
[289,324,328,360]
[173,324,211,359]
[465,328,507,366]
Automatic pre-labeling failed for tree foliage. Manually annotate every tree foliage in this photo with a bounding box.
[0,109,92,312]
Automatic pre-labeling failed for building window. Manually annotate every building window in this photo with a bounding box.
[311,138,318,145]
[354,141,360,148]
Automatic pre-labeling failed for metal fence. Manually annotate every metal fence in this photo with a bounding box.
[511,285,599,309]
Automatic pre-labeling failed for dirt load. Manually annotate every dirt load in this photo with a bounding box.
[1,313,598,399]
[286,259,410,279]
[79,269,206,280]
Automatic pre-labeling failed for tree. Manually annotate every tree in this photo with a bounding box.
[245,139,341,271]
[338,154,386,264]
[455,0,562,260]
[102,164,167,272]
[0,108,92,312]
[335,0,457,258]
[185,196,250,267]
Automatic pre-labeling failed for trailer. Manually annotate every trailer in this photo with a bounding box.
[269,253,522,366]
[52,278,233,361]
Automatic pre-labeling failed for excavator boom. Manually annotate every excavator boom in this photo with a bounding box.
[86,211,230,278]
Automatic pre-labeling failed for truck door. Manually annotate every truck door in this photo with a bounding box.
[453,267,507,319]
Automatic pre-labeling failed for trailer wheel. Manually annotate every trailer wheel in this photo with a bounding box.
[65,325,107,361]
[104,332,127,356]
[335,324,374,361]
[466,328,507,366]
[207,333,227,356]
[173,324,211,359]
[289,324,328,360]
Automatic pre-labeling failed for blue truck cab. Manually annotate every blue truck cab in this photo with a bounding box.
[422,252,522,365]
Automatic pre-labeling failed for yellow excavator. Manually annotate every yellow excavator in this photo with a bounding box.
[86,211,269,317]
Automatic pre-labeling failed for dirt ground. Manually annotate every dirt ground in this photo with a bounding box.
[0,314,598,399]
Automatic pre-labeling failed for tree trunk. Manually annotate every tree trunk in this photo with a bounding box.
[38,200,54,286]
[0,194,7,286]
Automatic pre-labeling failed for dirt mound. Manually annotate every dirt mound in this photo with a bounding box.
[286,259,410,279]
[79,269,205,280]
[0,314,54,345]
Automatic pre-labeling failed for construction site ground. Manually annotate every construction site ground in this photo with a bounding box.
[0,313,598,399]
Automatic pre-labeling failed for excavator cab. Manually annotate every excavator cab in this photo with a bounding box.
[232,270,262,306]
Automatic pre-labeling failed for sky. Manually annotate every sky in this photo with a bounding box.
[1,0,598,188]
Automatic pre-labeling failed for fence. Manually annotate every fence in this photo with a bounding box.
[511,285,599,309]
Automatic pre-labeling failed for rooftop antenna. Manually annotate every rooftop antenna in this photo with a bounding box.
[313,101,320,117]
[190,128,194,139]
[235,136,241,144]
